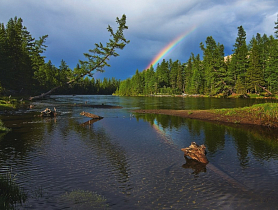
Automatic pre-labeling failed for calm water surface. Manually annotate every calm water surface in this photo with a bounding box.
[1,95,278,209]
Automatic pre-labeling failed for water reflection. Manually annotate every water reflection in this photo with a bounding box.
[135,112,278,165]
[182,156,207,176]
[1,95,278,209]
[0,113,132,209]
[55,116,132,195]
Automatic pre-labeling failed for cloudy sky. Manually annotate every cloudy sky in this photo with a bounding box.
[1,0,278,80]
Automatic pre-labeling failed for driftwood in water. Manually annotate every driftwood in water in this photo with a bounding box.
[40,108,57,117]
[181,142,209,164]
[80,111,103,119]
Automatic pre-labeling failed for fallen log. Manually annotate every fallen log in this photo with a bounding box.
[181,142,209,164]
[80,111,103,119]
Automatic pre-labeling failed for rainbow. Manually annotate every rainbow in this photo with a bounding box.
[146,25,197,70]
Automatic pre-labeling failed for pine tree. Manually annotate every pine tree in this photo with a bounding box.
[184,56,193,93]
[189,54,202,94]
[274,14,278,38]
[265,35,278,93]
[132,69,143,95]
[144,65,156,94]
[200,36,226,95]
[246,37,264,93]
[231,26,248,93]
[156,59,169,88]
[176,61,184,92]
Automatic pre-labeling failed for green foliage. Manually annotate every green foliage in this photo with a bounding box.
[0,97,17,111]
[58,77,120,95]
[0,17,47,94]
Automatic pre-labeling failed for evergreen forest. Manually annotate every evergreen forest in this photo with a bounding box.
[0,17,121,96]
[115,17,278,97]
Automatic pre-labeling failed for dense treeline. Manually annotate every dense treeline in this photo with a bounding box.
[116,17,278,97]
[55,76,120,95]
[0,17,120,96]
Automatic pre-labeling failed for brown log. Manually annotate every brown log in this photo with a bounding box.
[80,111,103,119]
[181,142,209,164]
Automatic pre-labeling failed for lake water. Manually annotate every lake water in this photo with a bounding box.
[1,95,278,209]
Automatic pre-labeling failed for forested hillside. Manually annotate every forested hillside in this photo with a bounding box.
[0,17,121,96]
[116,18,278,97]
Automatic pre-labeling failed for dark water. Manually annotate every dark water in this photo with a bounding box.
[1,95,278,209]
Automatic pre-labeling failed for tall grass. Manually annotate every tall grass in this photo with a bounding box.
[0,172,27,209]
[250,103,278,123]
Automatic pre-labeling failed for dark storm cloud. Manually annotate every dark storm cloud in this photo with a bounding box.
[1,0,277,80]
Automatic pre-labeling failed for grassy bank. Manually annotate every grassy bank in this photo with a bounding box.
[0,96,30,111]
[134,103,278,128]
[0,96,25,133]
[0,98,16,111]
[212,103,278,127]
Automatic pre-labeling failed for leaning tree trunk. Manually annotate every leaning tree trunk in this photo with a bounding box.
[29,85,61,100]
[29,14,129,101]
[257,84,272,95]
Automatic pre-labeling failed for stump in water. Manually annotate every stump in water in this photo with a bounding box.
[80,111,103,119]
[181,142,209,164]
[40,108,57,117]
